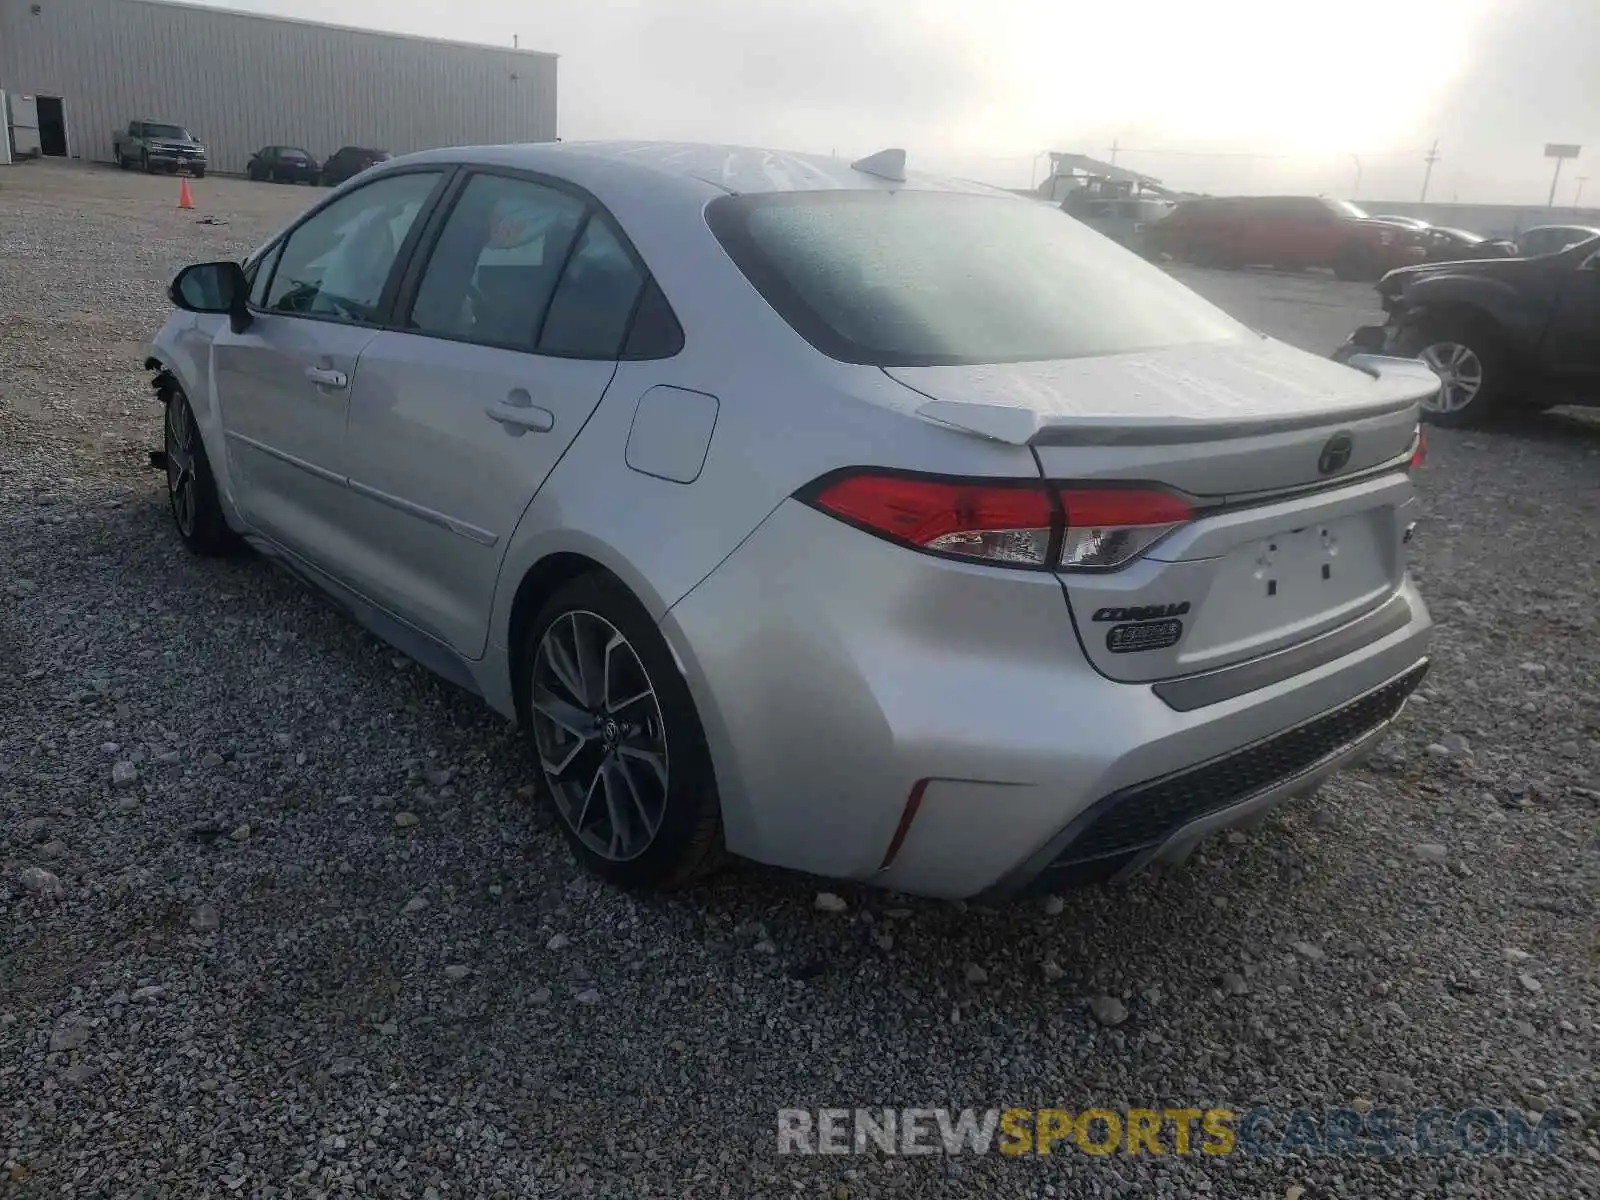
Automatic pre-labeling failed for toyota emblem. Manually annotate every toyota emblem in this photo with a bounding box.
[1318,432,1354,475]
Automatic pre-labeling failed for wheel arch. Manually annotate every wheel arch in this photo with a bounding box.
[1399,274,1535,347]
[143,347,245,529]
[505,551,637,729]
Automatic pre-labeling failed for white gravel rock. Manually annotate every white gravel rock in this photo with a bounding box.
[18,866,62,895]
[1087,995,1128,1027]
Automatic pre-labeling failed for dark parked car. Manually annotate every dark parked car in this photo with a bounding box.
[320,146,392,187]
[247,146,319,184]
[1420,226,1518,263]
[1335,232,1600,425]
[1145,195,1428,279]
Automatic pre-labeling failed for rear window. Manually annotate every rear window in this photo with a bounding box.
[707,191,1245,367]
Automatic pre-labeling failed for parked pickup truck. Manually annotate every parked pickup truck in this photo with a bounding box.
[1334,231,1600,426]
[113,119,207,177]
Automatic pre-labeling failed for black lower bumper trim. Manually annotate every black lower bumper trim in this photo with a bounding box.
[1022,659,1428,893]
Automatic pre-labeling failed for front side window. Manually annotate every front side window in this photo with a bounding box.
[247,242,285,307]
[708,190,1246,367]
[264,171,441,324]
[407,173,587,348]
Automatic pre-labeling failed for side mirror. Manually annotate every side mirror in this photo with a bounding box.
[169,261,252,333]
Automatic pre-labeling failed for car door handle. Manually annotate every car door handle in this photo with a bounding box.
[304,366,348,389]
[485,394,555,435]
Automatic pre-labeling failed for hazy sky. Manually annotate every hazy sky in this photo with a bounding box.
[198,0,1596,205]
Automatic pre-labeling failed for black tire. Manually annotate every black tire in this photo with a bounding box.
[162,382,238,556]
[1332,243,1377,281]
[141,150,156,174]
[114,149,126,170]
[192,167,205,179]
[1394,315,1511,428]
[247,165,263,182]
[521,572,726,892]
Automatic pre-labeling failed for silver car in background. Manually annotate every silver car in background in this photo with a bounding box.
[148,141,1436,899]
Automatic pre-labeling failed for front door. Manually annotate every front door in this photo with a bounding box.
[211,168,446,568]
[341,170,649,657]
[1542,248,1600,384]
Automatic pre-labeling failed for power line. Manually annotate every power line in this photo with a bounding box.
[1419,139,1441,202]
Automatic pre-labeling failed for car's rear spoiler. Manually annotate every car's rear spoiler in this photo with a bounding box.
[913,355,1440,447]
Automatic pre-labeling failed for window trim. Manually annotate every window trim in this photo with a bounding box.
[386,164,682,362]
[251,165,457,330]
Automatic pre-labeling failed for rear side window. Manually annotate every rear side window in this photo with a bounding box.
[708,191,1244,367]
[406,172,587,349]
[537,217,646,359]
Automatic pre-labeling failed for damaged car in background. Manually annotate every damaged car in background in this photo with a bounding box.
[1336,230,1600,425]
[143,141,1435,899]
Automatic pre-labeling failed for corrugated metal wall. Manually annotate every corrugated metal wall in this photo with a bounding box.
[0,0,557,174]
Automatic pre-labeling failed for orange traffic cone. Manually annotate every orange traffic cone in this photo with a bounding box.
[177,177,195,210]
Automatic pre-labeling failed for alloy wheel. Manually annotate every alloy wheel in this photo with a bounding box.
[164,397,198,537]
[1418,342,1484,414]
[529,610,669,862]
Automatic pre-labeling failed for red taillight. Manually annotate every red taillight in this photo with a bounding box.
[810,473,1054,566]
[1408,428,1426,470]
[805,471,1192,570]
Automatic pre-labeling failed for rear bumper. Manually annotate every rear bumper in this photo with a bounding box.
[990,658,1425,897]
[663,499,1432,899]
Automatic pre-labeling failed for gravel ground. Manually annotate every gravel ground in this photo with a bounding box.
[2,160,1598,1199]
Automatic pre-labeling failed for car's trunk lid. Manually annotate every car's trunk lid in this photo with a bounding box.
[886,339,1435,683]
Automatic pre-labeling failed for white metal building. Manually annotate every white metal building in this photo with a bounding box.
[0,0,557,174]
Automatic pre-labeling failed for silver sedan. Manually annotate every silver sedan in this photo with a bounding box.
[147,141,1435,898]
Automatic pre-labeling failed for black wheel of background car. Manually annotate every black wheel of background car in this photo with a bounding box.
[114,149,125,170]
[523,573,726,891]
[191,168,205,179]
[141,151,156,174]
[1332,244,1377,281]
[247,165,262,182]
[162,384,237,556]
[1395,317,1511,427]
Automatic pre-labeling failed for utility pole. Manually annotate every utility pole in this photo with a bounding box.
[1108,139,1120,167]
[1419,139,1440,203]
[1349,153,1363,198]
[1576,177,1589,209]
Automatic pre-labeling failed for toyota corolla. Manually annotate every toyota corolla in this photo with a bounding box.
[146,141,1435,898]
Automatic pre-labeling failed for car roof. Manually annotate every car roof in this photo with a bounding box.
[1524,224,1600,235]
[390,140,1013,199]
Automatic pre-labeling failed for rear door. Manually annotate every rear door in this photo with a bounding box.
[211,168,447,566]
[886,341,1427,683]
[338,169,648,657]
